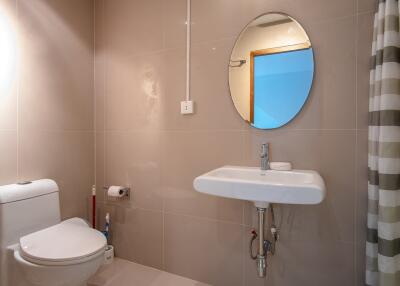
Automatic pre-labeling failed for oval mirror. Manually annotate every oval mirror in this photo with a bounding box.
[228,13,314,129]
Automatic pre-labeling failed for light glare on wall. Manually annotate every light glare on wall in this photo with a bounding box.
[0,7,16,92]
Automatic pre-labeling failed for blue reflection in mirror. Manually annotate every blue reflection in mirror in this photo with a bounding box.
[252,48,314,129]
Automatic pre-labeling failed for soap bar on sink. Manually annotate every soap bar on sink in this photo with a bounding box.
[270,162,292,171]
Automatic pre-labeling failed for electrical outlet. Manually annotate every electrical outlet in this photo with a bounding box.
[181,100,194,114]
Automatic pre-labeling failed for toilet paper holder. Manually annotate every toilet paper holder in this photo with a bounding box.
[103,186,131,199]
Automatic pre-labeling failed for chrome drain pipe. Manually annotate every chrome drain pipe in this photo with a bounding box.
[250,204,278,278]
[256,207,266,277]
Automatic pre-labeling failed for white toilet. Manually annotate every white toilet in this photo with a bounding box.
[0,179,106,286]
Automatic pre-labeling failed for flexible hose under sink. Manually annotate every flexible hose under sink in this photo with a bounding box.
[249,229,258,260]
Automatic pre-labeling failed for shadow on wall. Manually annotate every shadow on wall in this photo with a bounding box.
[24,0,93,50]
[0,5,16,94]
[18,0,94,108]
[0,0,95,219]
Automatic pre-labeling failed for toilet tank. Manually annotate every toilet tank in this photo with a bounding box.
[0,179,61,249]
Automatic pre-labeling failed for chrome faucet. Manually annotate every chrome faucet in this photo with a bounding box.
[260,143,270,170]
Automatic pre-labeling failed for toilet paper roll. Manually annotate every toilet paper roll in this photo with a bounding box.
[107,186,127,198]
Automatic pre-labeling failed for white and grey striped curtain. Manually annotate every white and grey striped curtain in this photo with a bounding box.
[366,0,400,285]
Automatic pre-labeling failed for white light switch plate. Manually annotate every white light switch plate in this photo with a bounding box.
[181,100,194,114]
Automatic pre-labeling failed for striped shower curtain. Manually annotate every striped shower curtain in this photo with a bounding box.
[366,0,400,285]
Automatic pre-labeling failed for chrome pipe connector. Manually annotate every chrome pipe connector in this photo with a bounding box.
[256,255,266,277]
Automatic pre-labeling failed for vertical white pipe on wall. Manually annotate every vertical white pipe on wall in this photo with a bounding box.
[186,0,191,101]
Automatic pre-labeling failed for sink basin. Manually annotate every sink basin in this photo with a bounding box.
[193,166,326,207]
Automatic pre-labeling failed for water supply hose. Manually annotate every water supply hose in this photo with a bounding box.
[249,229,258,260]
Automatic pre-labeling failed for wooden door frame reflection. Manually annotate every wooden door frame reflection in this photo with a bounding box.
[249,41,311,124]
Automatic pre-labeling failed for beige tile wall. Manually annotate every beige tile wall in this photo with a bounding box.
[93,0,373,285]
[0,0,374,285]
[0,0,94,219]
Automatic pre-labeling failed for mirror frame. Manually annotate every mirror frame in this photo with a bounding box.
[228,12,315,129]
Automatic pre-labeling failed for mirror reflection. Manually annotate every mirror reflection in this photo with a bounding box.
[229,13,314,129]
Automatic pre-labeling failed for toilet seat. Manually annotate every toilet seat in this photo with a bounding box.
[19,218,106,266]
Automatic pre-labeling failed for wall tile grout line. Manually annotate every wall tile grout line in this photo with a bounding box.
[102,0,107,206]
[354,5,359,286]
[93,0,97,190]
[15,0,19,181]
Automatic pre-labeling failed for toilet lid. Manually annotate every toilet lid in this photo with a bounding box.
[20,218,106,265]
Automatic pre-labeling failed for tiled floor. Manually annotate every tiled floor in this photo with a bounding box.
[87,258,210,286]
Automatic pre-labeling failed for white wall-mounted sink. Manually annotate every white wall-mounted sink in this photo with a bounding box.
[193,166,326,207]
